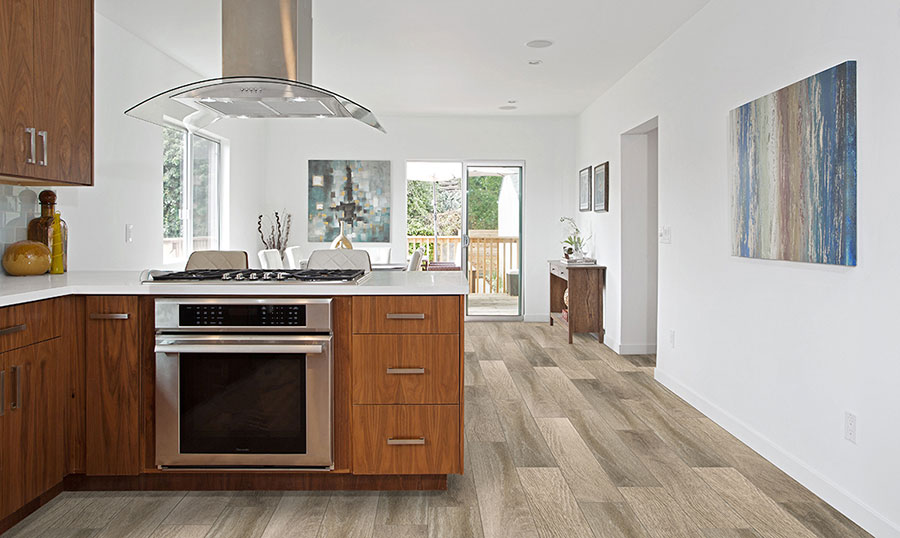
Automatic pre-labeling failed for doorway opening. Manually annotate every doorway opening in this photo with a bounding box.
[619,118,658,355]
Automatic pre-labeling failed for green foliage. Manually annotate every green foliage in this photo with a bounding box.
[466,176,502,230]
[162,127,184,239]
[406,180,434,236]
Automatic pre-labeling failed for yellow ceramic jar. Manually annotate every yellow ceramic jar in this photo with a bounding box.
[2,240,52,276]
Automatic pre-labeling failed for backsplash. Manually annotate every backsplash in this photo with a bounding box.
[0,186,40,255]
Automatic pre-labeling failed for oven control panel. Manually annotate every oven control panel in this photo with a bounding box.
[179,304,306,327]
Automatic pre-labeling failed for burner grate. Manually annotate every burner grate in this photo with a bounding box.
[150,269,365,283]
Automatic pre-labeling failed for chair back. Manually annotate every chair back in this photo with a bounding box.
[407,247,424,271]
[258,249,285,270]
[307,249,372,272]
[185,250,248,270]
[284,246,305,269]
[358,245,391,264]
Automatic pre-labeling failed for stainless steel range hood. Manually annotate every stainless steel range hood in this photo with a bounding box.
[125,0,384,133]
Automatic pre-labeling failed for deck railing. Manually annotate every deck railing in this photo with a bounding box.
[407,234,519,294]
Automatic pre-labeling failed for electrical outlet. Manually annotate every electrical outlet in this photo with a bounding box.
[669,329,676,348]
[658,225,672,244]
[125,224,134,244]
[844,412,857,444]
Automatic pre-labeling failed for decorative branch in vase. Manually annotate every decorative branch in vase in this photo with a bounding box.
[560,216,592,261]
[257,210,292,255]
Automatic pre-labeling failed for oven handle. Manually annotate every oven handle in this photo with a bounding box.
[155,342,325,354]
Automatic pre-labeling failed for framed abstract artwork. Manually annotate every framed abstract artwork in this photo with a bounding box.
[730,61,857,266]
[578,166,592,212]
[593,161,609,212]
[308,160,391,242]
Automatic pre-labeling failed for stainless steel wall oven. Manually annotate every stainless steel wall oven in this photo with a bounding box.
[154,298,333,469]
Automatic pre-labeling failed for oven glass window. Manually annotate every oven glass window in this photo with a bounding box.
[179,353,307,454]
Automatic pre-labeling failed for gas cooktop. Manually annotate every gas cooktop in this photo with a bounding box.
[147,269,366,283]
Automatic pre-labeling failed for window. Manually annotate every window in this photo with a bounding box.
[163,127,220,265]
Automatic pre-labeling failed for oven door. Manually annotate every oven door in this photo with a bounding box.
[154,334,332,468]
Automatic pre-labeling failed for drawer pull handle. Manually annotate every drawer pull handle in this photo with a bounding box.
[10,366,21,411]
[387,437,425,446]
[386,313,425,320]
[0,324,26,336]
[89,313,130,320]
[0,370,5,417]
[386,367,425,375]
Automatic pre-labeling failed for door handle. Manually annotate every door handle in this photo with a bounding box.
[89,313,130,320]
[462,234,470,248]
[387,437,425,446]
[10,366,21,411]
[37,130,48,166]
[25,128,36,164]
[0,324,26,336]
[385,313,425,320]
[386,368,425,375]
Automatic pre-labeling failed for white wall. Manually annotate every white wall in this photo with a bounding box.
[261,116,575,319]
[576,0,900,535]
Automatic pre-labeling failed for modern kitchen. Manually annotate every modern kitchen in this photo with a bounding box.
[0,1,896,537]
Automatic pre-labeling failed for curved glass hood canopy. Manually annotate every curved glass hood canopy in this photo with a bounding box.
[125,0,384,133]
[125,76,384,133]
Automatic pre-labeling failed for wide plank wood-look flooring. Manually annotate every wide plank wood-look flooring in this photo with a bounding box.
[3,322,871,538]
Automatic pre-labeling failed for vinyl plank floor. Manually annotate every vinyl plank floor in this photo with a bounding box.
[468,441,539,538]
[6,322,871,538]
[516,467,594,538]
[535,417,622,503]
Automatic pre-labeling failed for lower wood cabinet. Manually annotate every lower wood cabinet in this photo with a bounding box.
[1,337,65,521]
[84,296,140,476]
[351,405,460,475]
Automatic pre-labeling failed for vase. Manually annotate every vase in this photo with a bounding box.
[330,221,353,249]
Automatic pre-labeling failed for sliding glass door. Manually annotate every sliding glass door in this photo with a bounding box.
[464,165,522,318]
[406,161,523,319]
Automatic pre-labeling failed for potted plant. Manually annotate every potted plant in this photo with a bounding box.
[560,216,590,260]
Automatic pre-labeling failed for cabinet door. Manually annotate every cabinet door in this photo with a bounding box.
[33,0,93,185]
[85,296,140,476]
[0,0,36,178]
[0,347,27,520]
[20,338,64,500]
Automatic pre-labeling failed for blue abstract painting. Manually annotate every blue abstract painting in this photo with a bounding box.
[308,160,391,242]
[730,61,857,266]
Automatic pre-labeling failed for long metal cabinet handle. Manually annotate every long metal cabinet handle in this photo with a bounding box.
[38,130,47,166]
[0,324,26,336]
[386,368,425,375]
[387,437,425,446]
[0,370,5,416]
[10,366,20,410]
[25,127,36,164]
[155,343,324,355]
[385,313,425,320]
[89,313,130,320]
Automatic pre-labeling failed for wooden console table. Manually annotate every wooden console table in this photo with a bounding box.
[548,260,605,344]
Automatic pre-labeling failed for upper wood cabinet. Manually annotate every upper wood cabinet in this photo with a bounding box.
[0,0,93,186]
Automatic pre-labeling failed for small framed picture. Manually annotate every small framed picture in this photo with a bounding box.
[578,166,592,212]
[593,162,609,212]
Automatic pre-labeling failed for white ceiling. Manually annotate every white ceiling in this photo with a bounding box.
[96,0,711,116]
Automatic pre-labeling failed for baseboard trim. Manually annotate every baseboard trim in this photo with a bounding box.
[654,369,900,538]
[618,343,657,355]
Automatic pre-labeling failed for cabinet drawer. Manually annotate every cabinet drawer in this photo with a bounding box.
[351,405,460,475]
[352,296,459,334]
[0,299,63,353]
[352,335,459,404]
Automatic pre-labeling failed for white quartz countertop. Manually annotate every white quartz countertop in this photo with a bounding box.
[0,270,469,308]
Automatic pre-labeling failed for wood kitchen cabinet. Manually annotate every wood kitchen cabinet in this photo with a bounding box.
[0,337,65,521]
[0,0,93,186]
[84,296,141,476]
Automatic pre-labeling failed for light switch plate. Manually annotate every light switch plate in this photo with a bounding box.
[125,224,134,244]
[659,225,672,244]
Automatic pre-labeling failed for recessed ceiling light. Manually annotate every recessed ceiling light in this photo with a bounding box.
[507,100,518,104]
[528,59,543,66]
[526,39,553,49]
[499,105,517,111]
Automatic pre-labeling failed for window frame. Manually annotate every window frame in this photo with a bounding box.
[162,123,224,266]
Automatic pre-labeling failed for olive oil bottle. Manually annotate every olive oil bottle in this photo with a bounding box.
[27,190,67,271]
